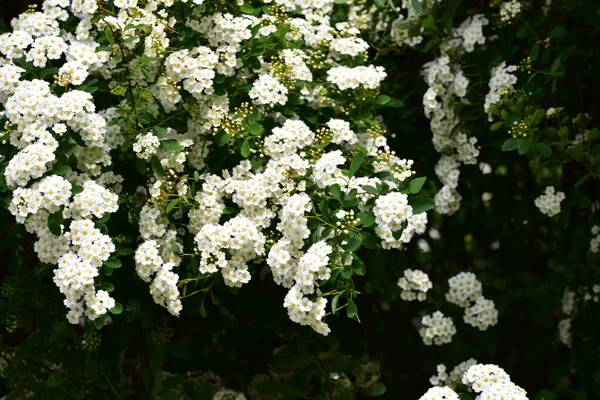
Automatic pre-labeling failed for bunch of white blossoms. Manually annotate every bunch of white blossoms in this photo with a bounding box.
[499,0,523,24]
[419,311,457,345]
[534,186,565,217]
[447,272,498,331]
[398,269,432,301]
[429,358,478,389]
[485,62,518,119]
[419,14,488,216]
[421,363,528,400]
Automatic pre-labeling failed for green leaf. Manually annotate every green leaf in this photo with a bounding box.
[98,282,115,292]
[151,155,165,178]
[422,15,436,29]
[240,140,250,158]
[160,139,183,151]
[50,165,72,175]
[71,185,84,195]
[216,132,231,147]
[532,108,546,124]
[409,177,426,194]
[411,0,423,14]
[328,184,343,201]
[375,95,391,105]
[517,138,533,155]
[361,185,379,195]
[346,299,359,321]
[103,258,122,269]
[501,138,519,151]
[357,212,375,228]
[85,358,98,378]
[94,314,108,329]
[346,232,362,253]
[334,0,349,3]
[536,143,552,158]
[409,195,434,215]
[249,123,264,136]
[240,4,254,14]
[490,121,504,131]
[48,210,64,236]
[109,302,123,315]
[166,198,181,214]
[348,152,365,177]
[549,25,566,39]
[331,293,341,314]
[361,382,386,397]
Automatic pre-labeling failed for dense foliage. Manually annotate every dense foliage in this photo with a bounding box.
[0,0,599,399]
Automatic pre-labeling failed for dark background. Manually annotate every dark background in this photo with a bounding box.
[0,0,42,27]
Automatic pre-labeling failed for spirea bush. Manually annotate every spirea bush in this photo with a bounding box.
[0,0,599,399]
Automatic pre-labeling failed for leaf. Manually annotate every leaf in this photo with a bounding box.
[409,195,435,215]
[409,177,426,194]
[357,212,375,228]
[331,293,341,314]
[501,138,519,151]
[166,198,181,214]
[50,165,72,175]
[348,152,365,177]
[549,25,566,39]
[346,232,362,253]
[240,4,254,14]
[536,143,552,158]
[249,123,264,136]
[240,140,250,158]
[216,132,231,147]
[346,299,359,321]
[422,15,436,29]
[375,95,391,105]
[517,138,533,155]
[532,108,546,124]
[103,258,122,269]
[361,382,387,397]
[411,0,423,14]
[151,155,165,178]
[334,0,349,3]
[109,302,123,315]
[160,139,183,151]
[98,282,115,292]
[328,184,343,201]
[71,185,84,195]
[361,185,379,195]
[85,358,98,377]
[490,121,504,131]
[48,210,64,236]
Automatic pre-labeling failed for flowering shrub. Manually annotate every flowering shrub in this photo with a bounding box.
[0,0,599,399]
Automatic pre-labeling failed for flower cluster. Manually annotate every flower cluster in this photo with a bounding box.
[421,363,528,400]
[485,62,518,119]
[419,311,457,345]
[420,14,488,215]
[590,225,599,253]
[397,269,432,301]
[499,0,523,24]
[534,186,565,217]
[447,272,498,331]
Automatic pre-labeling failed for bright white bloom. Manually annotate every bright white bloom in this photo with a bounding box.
[419,311,457,345]
[418,386,459,400]
[464,296,499,330]
[398,269,432,301]
[534,186,565,217]
[446,272,483,308]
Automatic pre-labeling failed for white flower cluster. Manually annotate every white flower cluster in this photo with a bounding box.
[133,132,161,160]
[135,202,183,316]
[420,15,488,215]
[499,0,523,24]
[534,186,565,217]
[462,364,528,399]
[0,6,123,324]
[419,311,457,345]
[326,65,387,90]
[430,359,478,389]
[484,62,518,119]
[446,272,498,331]
[373,192,428,249]
[397,269,432,301]
[422,363,528,400]
[249,73,288,106]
